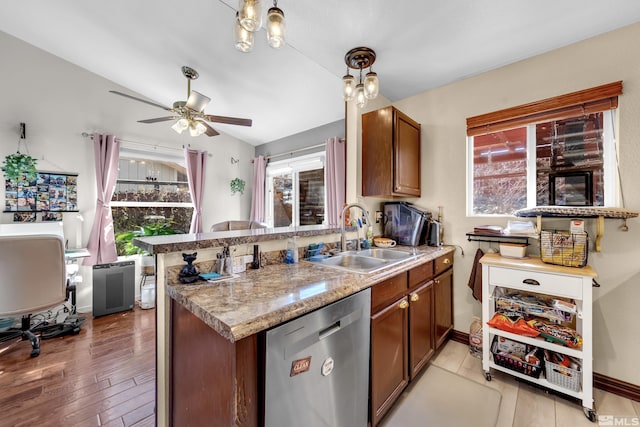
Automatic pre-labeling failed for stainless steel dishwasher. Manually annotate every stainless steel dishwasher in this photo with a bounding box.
[264,288,371,427]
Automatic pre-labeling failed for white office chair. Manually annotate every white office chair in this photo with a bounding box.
[0,233,73,357]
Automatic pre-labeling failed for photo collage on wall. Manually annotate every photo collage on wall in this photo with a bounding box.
[4,172,78,222]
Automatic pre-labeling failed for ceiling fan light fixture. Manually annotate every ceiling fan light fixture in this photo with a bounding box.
[266,2,285,49]
[364,71,379,99]
[189,120,207,137]
[171,118,189,134]
[342,73,355,102]
[238,0,262,32]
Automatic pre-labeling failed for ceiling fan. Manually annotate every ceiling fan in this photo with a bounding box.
[109,66,252,137]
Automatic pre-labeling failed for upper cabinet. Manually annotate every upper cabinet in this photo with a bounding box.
[362,106,421,197]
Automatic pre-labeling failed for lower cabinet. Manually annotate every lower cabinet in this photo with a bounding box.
[434,268,453,350]
[370,296,409,427]
[370,252,454,426]
[409,280,435,379]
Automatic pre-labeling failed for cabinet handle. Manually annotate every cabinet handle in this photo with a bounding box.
[443,258,450,264]
[398,300,409,309]
[410,293,419,302]
[522,278,540,286]
[434,279,440,284]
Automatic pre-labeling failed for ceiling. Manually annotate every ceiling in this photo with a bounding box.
[1,1,640,146]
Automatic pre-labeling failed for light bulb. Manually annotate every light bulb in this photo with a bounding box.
[238,0,262,32]
[234,12,254,53]
[355,83,367,108]
[195,121,207,136]
[364,71,379,99]
[342,74,355,102]
[266,5,285,49]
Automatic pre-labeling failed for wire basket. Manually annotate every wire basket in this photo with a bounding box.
[544,355,581,392]
[491,338,543,378]
[540,230,588,268]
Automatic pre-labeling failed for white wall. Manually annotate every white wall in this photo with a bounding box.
[0,31,254,311]
[349,22,640,384]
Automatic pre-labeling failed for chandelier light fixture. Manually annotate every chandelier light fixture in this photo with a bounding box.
[234,0,285,52]
[342,47,379,108]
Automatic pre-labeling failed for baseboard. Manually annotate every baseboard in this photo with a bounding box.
[450,329,640,402]
[594,373,640,402]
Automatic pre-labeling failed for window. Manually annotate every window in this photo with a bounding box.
[467,82,622,216]
[265,153,326,227]
[111,151,193,253]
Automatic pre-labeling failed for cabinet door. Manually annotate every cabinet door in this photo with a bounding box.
[362,107,394,197]
[370,296,409,427]
[434,268,453,349]
[409,281,434,379]
[393,110,421,197]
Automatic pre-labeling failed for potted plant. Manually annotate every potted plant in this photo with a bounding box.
[1,152,38,182]
[230,177,246,195]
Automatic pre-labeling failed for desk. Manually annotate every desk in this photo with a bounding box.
[65,248,90,260]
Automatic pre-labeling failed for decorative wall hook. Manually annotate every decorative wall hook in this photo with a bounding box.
[231,157,240,164]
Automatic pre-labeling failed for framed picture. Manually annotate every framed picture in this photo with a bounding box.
[549,171,593,206]
[3,171,78,213]
[13,212,36,222]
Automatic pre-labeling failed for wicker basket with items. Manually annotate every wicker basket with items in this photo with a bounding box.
[540,230,588,268]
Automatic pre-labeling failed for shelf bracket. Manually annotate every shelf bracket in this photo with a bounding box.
[595,216,604,253]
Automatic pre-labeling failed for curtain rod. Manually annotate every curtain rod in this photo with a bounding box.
[81,132,212,157]
[257,139,344,162]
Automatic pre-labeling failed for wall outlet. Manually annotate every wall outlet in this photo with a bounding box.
[243,255,253,264]
[375,211,383,223]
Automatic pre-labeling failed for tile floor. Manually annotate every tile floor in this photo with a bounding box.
[382,340,640,426]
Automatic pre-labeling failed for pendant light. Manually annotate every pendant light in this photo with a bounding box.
[342,71,355,102]
[234,12,254,52]
[238,0,263,32]
[266,0,285,49]
[364,70,379,99]
[343,47,379,107]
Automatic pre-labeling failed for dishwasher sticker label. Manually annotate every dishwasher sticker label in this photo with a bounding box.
[321,357,334,376]
[290,357,311,377]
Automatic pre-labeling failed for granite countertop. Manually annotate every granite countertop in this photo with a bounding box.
[134,224,341,254]
[166,245,455,342]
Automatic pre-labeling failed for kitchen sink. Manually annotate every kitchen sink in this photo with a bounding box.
[349,248,414,261]
[309,248,416,274]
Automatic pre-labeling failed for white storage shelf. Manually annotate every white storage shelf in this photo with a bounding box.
[480,253,597,421]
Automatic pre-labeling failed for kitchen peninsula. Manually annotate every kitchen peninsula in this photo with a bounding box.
[135,226,454,427]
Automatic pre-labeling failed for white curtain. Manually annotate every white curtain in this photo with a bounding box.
[325,137,346,226]
[184,148,208,233]
[250,155,267,223]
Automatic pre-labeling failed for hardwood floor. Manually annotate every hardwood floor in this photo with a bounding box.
[0,307,156,427]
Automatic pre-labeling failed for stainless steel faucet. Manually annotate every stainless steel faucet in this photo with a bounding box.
[340,203,371,252]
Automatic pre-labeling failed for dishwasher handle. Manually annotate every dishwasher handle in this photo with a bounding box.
[319,321,341,340]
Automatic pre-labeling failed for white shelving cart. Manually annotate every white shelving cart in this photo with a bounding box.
[480,253,598,421]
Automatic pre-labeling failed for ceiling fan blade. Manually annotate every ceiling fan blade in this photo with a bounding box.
[201,122,219,137]
[109,90,173,111]
[138,116,179,124]
[204,114,252,127]
[185,90,211,113]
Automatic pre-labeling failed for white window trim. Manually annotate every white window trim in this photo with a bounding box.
[265,152,326,227]
[467,110,618,217]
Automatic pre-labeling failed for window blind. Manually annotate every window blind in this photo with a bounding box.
[466,81,622,136]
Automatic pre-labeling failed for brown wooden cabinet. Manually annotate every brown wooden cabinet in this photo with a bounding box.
[408,280,435,379]
[362,106,421,197]
[370,295,409,427]
[434,267,453,350]
[369,253,453,426]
